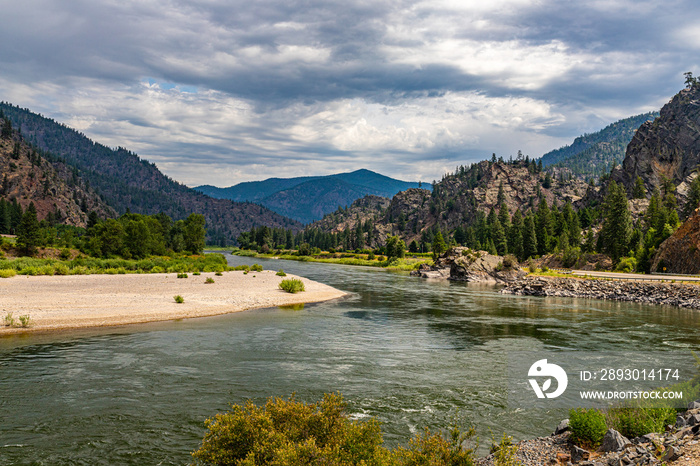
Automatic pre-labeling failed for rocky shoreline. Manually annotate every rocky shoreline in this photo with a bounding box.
[500,276,700,310]
[478,402,700,465]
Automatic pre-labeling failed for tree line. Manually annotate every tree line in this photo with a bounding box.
[7,202,206,259]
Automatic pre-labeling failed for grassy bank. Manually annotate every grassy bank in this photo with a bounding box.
[231,249,432,272]
[0,252,260,277]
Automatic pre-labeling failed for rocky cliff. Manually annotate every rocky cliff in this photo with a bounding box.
[0,122,115,226]
[374,160,590,245]
[611,85,700,204]
[651,208,700,274]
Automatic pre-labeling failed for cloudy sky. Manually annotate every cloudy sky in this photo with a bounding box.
[1,0,698,187]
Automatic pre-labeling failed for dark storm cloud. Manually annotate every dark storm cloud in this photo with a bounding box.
[1,0,699,185]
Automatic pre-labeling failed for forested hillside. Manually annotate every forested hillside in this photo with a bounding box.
[0,113,114,231]
[0,103,301,244]
[541,112,658,179]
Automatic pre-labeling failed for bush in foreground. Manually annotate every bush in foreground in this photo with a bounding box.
[279,278,305,293]
[174,295,184,304]
[569,408,607,448]
[192,393,476,466]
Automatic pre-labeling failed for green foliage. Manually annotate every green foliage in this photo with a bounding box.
[205,277,215,284]
[192,393,389,466]
[432,231,447,259]
[177,273,188,278]
[490,433,521,466]
[605,406,676,438]
[174,295,184,304]
[569,408,607,448]
[276,269,287,277]
[16,202,40,256]
[18,315,31,328]
[614,256,637,273]
[279,278,305,293]
[633,176,646,199]
[215,271,223,276]
[599,181,632,263]
[0,269,16,278]
[59,248,72,260]
[192,393,477,466]
[3,312,15,327]
[385,235,406,260]
[251,264,263,272]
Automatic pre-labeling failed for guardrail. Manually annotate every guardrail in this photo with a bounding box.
[650,271,700,277]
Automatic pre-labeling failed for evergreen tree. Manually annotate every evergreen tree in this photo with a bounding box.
[683,176,700,218]
[17,202,40,255]
[542,172,552,189]
[509,210,524,260]
[1,119,12,139]
[599,181,632,262]
[182,213,206,254]
[522,215,538,259]
[431,231,447,259]
[633,176,646,199]
[408,240,419,253]
[491,218,507,255]
[535,198,551,255]
[497,202,510,229]
[497,182,506,205]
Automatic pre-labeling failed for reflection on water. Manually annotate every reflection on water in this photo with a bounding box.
[1,253,699,464]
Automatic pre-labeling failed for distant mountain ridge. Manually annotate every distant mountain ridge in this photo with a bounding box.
[540,112,659,179]
[196,169,421,224]
[0,102,301,244]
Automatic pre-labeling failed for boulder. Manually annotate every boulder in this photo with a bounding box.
[598,429,630,453]
[554,419,570,436]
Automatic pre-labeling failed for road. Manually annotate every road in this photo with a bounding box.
[570,270,700,282]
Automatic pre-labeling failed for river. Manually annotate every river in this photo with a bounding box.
[1,253,699,465]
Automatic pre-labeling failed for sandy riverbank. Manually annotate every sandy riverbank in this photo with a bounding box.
[0,271,346,333]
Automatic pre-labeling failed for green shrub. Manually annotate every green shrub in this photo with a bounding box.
[53,264,69,275]
[569,408,607,448]
[117,267,127,274]
[490,432,520,466]
[215,271,223,276]
[192,393,390,466]
[205,277,215,284]
[70,266,90,275]
[251,264,263,272]
[59,248,72,260]
[18,315,31,328]
[177,273,188,279]
[615,256,637,273]
[20,266,40,276]
[38,265,55,276]
[151,266,166,273]
[527,259,536,273]
[3,312,14,327]
[279,278,305,293]
[0,269,16,278]
[276,269,287,277]
[174,295,184,304]
[606,406,676,438]
[541,265,549,272]
[501,255,518,270]
[104,268,119,274]
[368,251,376,260]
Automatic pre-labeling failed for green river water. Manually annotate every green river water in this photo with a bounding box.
[1,253,699,465]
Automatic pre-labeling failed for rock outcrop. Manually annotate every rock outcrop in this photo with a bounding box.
[651,208,700,274]
[611,84,700,205]
[411,247,525,283]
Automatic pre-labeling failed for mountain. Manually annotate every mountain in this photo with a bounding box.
[0,117,115,227]
[195,168,421,224]
[611,84,700,206]
[310,160,589,247]
[0,103,301,244]
[541,112,658,179]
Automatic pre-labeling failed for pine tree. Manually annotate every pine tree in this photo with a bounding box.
[535,198,551,255]
[633,176,646,199]
[599,181,632,262]
[491,218,508,256]
[431,231,447,259]
[522,215,538,259]
[683,176,700,218]
[509,210,524,260]
[497,182,506,205]
[17,202,40,256]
